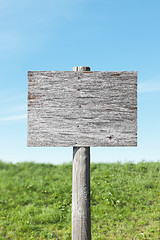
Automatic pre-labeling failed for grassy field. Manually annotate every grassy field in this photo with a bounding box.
[0,160,160,240]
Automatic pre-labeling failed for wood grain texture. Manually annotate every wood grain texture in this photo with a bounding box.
[72,147,91,240]
[27,71,137,147]
[72,66,91,240]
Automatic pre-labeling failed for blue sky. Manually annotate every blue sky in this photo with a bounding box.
[0,0,160,164]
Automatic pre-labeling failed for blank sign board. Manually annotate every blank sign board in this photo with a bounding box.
[27,71,137,147]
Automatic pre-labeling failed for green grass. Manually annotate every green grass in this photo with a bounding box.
[0,160,160,239]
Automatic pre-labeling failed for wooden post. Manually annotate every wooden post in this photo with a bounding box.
[72,66,91,240]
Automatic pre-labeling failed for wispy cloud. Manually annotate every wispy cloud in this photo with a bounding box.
[0,114,27,122]
[0,105,27,116]
[138,80,160,93]
[0,93,26,103]
[0,0,80,40]
[0,92,27,121]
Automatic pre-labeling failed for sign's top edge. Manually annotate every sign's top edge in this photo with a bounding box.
[28,70,138,73]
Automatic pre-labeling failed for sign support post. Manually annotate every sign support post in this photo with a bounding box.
[72,66,91,240]
[28,66,137,240]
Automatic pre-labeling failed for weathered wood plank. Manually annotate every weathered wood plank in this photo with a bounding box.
[27,71,137,147]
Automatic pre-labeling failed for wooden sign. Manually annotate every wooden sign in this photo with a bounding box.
[27,71,137,147]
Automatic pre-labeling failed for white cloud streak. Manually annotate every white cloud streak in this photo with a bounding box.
[0,114,27,122]
[138,80,160,93]
[0,94,26,103]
